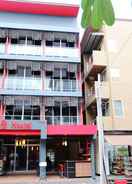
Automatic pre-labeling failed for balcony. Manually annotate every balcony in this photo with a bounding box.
[9,45,43,56]
[46,116,80,125]
[3,115,80,125]
[84,51,107,79]
[86,81,109,107]
[44,46,80,59]
[0,77,82,97]
[0,44,80,63]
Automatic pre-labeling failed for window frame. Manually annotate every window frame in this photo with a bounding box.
[113,100,124,118]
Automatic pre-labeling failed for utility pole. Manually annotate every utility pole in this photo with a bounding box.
[95,74,106,184]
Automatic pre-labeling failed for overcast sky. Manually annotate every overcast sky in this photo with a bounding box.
[113,0,132,19]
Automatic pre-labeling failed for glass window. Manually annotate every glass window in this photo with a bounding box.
[34,40,41,46]
[45,106,53,125]
[5,105,14,120]
[11,38,18,44]
[19,36,26,44]
[53,39,60,47]
[67,41,75,48]
[45,40,53,46]
[24,105,32,120]
[70,107,77,116]
[32,106,40,120]
[14,105,22,120]
[61,40,67,47]
[27,37,33,45]
[0,38,6,43]
[25,67,32,77]
[17,66,24,77]
[62,69,67,79]
[54,68,60,79]
[114,100,124,117]
[62,102,69,116]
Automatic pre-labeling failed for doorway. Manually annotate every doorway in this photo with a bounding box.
[1,137,39,173]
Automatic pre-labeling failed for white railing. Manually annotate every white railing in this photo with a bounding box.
[0,44,5,54]
[45,46,80,58]
[3,77,81,92]
[1,115,80,125]
[45,79,79,92]
[4,77,42,91]
[9,44,43,56]
[0,43,80,58]
[45,116,80,125]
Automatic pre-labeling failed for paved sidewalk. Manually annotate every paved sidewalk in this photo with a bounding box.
[0,175,98,184]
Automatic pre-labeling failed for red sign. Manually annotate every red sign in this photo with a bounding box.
[0,120,32,130]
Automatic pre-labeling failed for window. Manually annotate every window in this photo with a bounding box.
[5,105,13,119]
[111,68,120,80]
[114,100,124,117]
[32,106,40,120]
[45,40,53,46]
[0,38,6,43]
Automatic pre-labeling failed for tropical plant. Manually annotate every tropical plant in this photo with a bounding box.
[81,0,115,30]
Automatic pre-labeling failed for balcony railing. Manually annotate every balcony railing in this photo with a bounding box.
[0,43,80,58]
[9,44,43,56]
[44,46,80,58]
[2,115,80,125]
[4,77,42,91]
[45,79,79,92]
[45,116,80,125]
[3,77,80,92]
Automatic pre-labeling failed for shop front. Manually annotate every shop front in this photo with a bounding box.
[105,135,132,177]
[0,119,47,177]
[0,119,97,178]
[0,136,40,173]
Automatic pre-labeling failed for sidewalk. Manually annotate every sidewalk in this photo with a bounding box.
[0,175,98,184]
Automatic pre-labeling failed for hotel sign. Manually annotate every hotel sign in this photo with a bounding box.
[0,119,47,139]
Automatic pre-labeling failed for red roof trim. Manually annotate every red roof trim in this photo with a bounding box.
[0,0,79,17]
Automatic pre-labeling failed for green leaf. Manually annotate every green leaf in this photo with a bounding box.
[102,0,115,26]
[91,0,103,29]
[81,10,90,28]
[81,0,93,28]
[81,0,88,10]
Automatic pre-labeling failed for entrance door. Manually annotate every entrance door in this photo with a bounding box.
[15,146,27,171]
[28,146,39,170]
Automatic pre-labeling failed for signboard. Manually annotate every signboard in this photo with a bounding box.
[0,119,47,139]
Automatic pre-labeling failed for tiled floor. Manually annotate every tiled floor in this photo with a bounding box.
[0,175,98,184]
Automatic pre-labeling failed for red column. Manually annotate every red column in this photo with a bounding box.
[80,101,83,125]
[76,65,81,91]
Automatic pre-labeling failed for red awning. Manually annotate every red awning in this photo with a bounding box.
[47,125,97,136]
[0,130,40,136]
[0,0,79,17]
[0,125,97,136]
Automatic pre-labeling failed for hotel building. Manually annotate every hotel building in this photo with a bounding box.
[0,0,96,177]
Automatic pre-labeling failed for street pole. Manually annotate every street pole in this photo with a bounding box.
[95,73,106,184]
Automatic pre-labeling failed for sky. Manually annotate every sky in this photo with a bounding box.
[112,0,132,19]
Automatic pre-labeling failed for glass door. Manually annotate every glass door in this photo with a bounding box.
[28,145,39,170]
[15,145,27,171]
